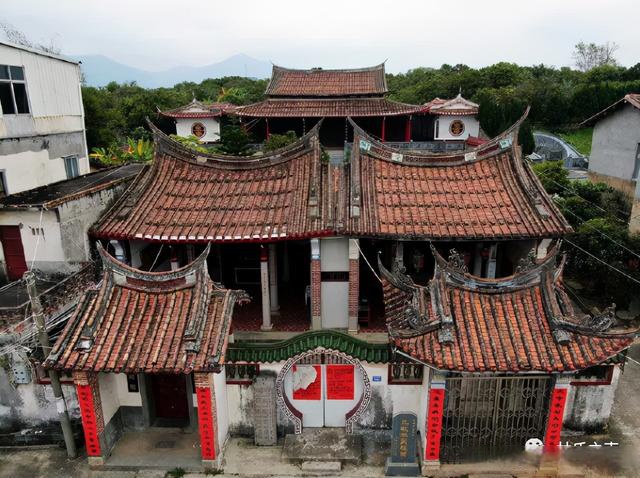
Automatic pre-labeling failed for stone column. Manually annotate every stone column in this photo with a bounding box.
[268,244,279,313]
[73,371,106,466]
[473,243,483,276]
[485,243,497,278]
[310,239,321,330]
[537,238,553,259]
[194,372,218,467]
[395,241,404,267]
[170,246,179,271]
[348,239,360,334]
[422,373,446,474]
[630,179,640,234]
[260,246,272,331]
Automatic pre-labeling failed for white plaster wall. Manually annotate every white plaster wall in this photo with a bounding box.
[175,118,221,143]
[357,363,424,429]
[320,238,349,329]
[320,238,349,271]
[590,104,640,182]
[0,149,89,195]
[434,115,479,140]
[98,373,120,426]
[112,373,142,407]
[214,368,230,449]
[563,366,621,430]
[225,361,424,435]
[0,368,80,429]
[128,240,147,268]
[0,209,66,273]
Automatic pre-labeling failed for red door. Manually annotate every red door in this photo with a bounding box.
[0,226,28,281]
[151,374,189,420]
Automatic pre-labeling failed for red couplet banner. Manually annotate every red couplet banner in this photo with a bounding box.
[76,384,101,457]
[425,388,445,461]
[293,365,322,400]
[544,387,568,453]
[196,387,216,460]
[326,364,355,400]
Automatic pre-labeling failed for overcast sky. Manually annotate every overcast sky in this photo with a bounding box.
[2,0,639,72]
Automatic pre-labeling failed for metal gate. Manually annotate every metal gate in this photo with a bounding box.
[440,375,551,463]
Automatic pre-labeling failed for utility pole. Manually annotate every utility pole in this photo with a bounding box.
[24,271,77,458]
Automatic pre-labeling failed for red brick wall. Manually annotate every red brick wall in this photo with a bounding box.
[348,258,359,319]
[311,259,321,318]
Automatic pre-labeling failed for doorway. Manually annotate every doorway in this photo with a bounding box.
[0,226,27,281]
[150,374,190,427]
[283,352,364,428]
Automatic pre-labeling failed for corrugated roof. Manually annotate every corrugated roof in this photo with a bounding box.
[0,164,143,210]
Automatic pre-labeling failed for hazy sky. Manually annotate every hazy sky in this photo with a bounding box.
[2,0,639,72]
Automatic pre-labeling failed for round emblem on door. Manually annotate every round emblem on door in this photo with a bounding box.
[449,120,465,136]
[191,122,206,138]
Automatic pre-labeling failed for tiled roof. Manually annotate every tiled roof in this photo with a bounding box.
[0,164,143,209]
[580,93,640,126]
[344,116,571,240]
[235,98,420,118]
[92,122,331,242]
[265,64,388,97]
[158,100,237,119]
[227,330,390,363]
[381,246,636,373]
[93,112,568,243]
[45,244,247,374]
[422,94,479,116]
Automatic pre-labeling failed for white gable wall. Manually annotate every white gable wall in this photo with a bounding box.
[175,118,221,143]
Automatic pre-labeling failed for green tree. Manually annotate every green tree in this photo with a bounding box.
[263,131,297,152]
[217,120,253,156]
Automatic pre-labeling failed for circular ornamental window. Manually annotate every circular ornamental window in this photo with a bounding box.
[449,120,465,136]
[191,122,206,138]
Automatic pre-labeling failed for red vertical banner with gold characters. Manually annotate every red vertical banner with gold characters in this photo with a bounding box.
[196,387,216,460]
[425,387,445,461]
[76,384,101,457]
[544,386,568,453]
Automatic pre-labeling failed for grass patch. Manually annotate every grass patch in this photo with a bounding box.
[558,127,593,156]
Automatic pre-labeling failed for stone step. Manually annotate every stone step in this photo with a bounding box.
[301,460,342,475]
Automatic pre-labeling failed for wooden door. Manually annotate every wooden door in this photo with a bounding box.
[0,226,28,281]
[151,374,189,420]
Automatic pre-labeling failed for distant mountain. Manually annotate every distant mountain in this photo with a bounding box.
[77,53,272,88]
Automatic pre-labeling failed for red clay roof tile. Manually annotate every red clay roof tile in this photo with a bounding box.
[45,245,246,374]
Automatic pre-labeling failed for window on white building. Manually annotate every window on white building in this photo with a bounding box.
[63,155,80,179]
[0,65,30,115]
[633,143,640,180]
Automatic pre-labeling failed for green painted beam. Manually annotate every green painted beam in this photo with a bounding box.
[226,330,390,363]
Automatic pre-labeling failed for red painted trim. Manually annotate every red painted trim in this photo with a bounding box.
[196,386,216,460]
[265,118,270,140]
[381,116,386,143]
[404,116,412,142]
[76,383,102,457]
[425,388,445,461]
[543,387,568,454]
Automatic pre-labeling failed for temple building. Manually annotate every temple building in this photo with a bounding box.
[158,100,236,143]
[44,104,637,474]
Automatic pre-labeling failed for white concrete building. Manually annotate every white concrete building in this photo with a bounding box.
[158,100,236,143]
[581,93,640,233]
[0,40,89,196]
[424,94,480,141]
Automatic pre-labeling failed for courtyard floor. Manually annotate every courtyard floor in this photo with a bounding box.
[1,343,638,478]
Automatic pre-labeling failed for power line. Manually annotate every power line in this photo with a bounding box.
[530,162,631,222]
[560,206,640,260]
[563,238,640,286]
